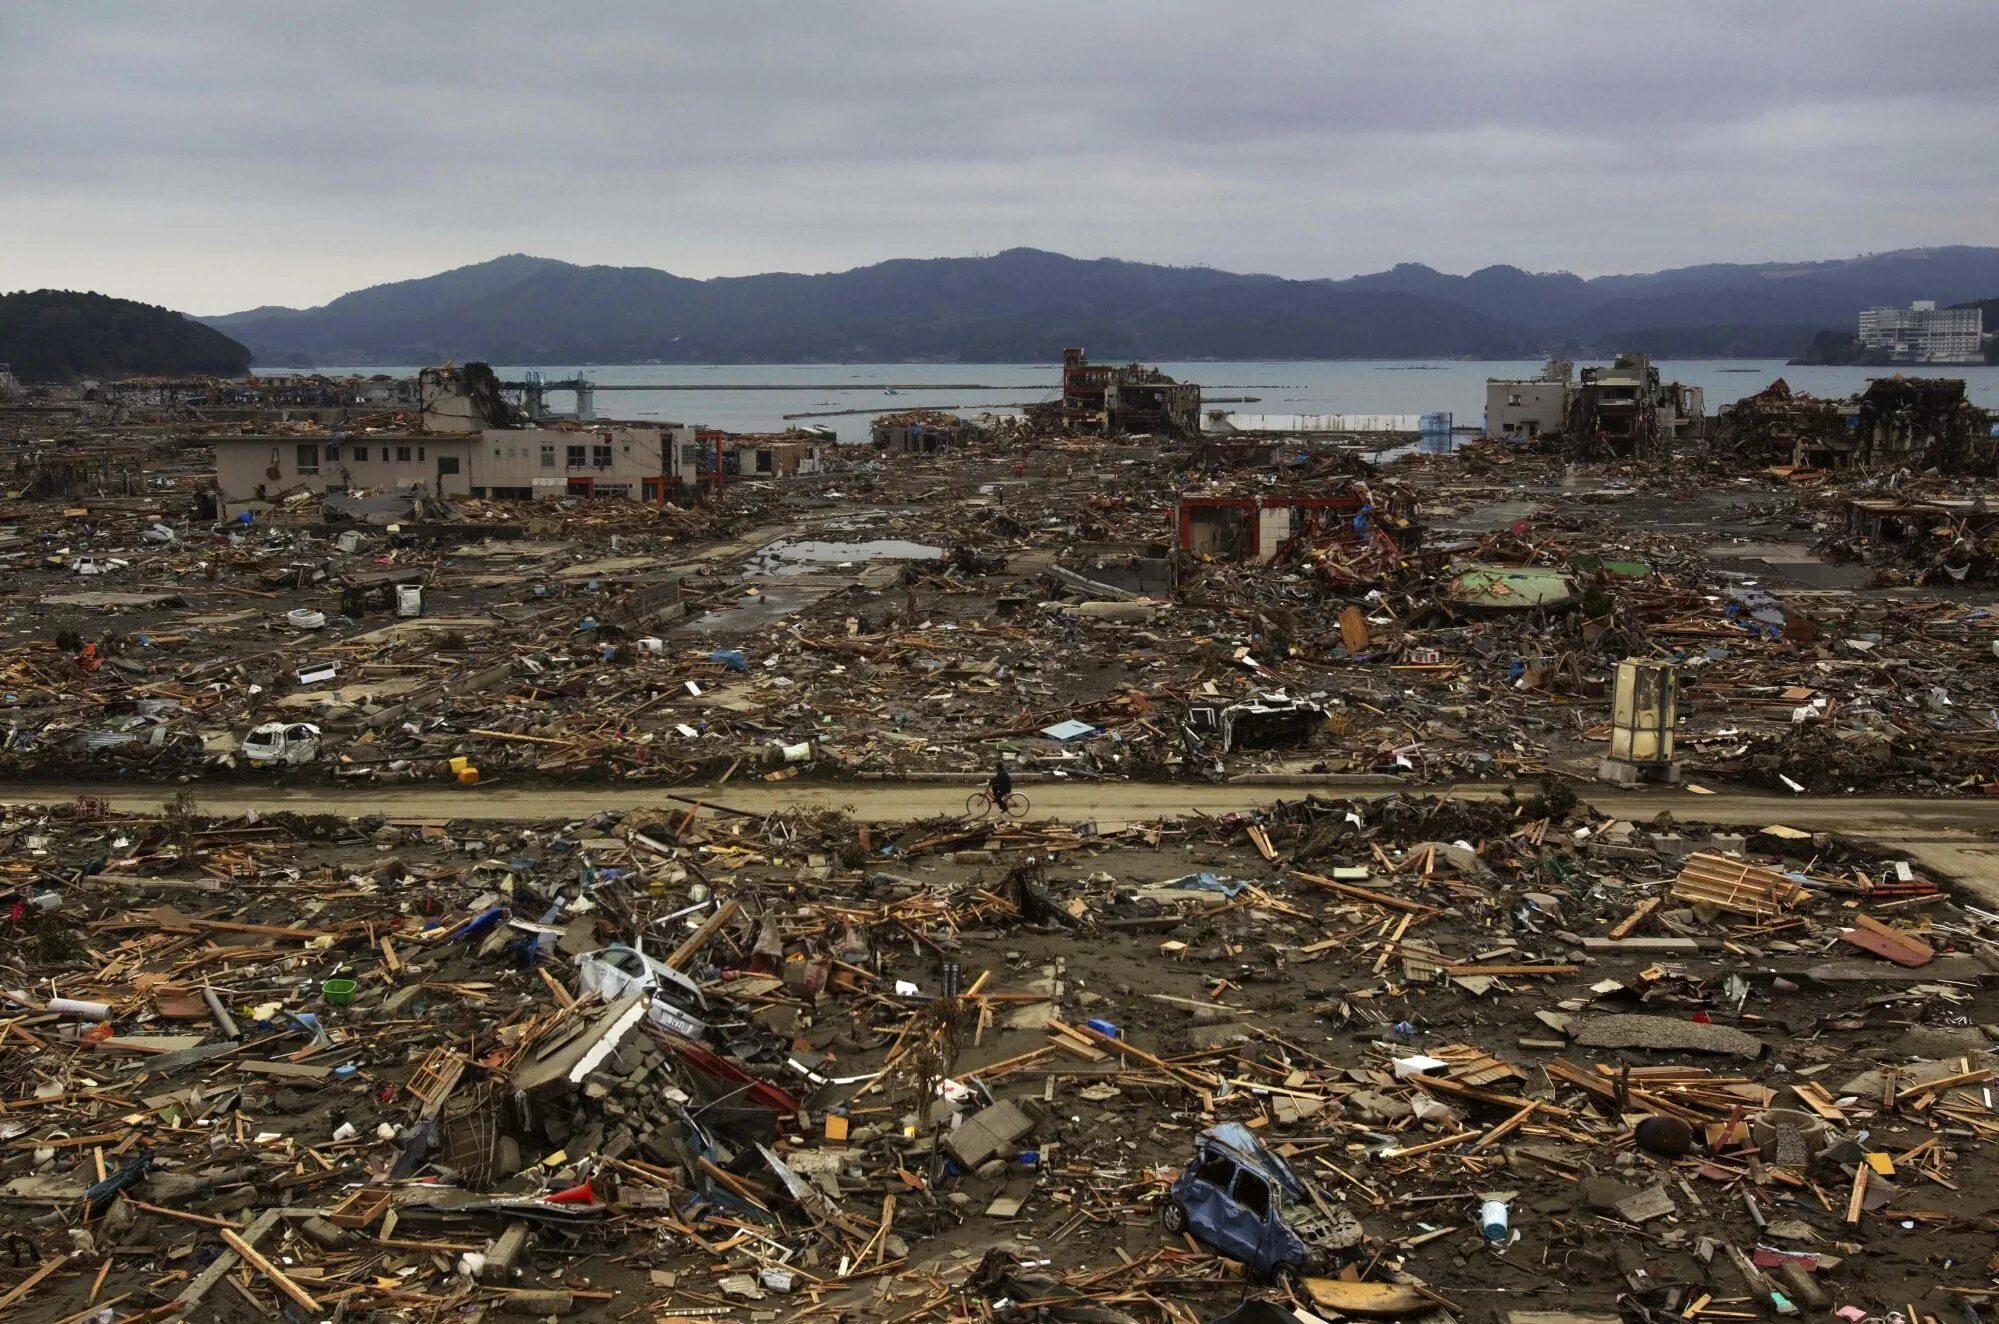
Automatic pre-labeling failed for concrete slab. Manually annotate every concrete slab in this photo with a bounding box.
[943,1099,1035,1168]
[1569,1013,1764,1058]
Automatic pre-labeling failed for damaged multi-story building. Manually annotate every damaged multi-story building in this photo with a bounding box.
[1563,352,1704,459]
[1713,375,1991,473]
[1048,347,1200,437]
[1852,376,1992,471]
[210,362,826,512]
[1484,360,1574,440]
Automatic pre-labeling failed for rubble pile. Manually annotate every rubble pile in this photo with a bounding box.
[5,383,1999,795]
[3,792,1998,1321]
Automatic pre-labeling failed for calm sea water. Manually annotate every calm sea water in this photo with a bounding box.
[309,360,1999,443]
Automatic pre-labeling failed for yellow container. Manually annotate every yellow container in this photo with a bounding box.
[457,766,480,785]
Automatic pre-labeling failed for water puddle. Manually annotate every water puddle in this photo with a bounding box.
[745,538,943,577]
[676,585,826,633]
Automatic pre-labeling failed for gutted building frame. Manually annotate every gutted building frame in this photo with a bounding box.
[1056,348,1201,437]
[1564,352,1704,459]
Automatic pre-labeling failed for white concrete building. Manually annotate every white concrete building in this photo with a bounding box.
[1485,360,1573,439]
[1857,301,1983,364]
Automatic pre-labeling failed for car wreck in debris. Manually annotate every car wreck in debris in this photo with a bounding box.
[1162,1122,1364,1282]
[240,720,321,765]
[573,944,712,1043]
[1187,690,1327,753]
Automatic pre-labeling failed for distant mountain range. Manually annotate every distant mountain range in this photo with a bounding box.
[198,246,1999,366]
[2,289,252,382]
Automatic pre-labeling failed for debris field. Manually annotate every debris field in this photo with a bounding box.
[4,373,1999,1324]
[4,790,1999,1323]
[5,399,1999,796]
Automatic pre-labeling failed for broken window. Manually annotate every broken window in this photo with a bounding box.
[352,445,368,461]
[592,445,613,468]
[295,443,319,475]
[567,445,587,468]
[438,457,460,476]
[1196,1154,1236,1189]
[324,442,341,462]
[396,445,412,462]
[1232,1171,1270,1217]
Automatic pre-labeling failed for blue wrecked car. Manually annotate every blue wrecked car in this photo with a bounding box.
[1161,1122,1364,1283]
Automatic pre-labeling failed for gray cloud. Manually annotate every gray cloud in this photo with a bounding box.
[4,0,1997,311]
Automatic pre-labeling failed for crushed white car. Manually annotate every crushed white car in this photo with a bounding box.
[574,944,710,1042]
[242,721,321,765]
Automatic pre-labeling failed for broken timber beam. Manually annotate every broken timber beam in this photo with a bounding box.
[1288,870,1437,914]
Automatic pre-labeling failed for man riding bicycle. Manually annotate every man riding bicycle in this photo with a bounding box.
[988,761,1013,808]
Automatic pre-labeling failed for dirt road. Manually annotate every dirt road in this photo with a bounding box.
[7,784,1991,836]
[14,777,1995,898]
[6,777,1996,833]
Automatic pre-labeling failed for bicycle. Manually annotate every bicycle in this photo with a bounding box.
[964,788,1030,820]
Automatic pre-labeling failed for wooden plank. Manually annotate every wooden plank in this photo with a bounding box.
[221,1227,322,1313]
[124,1198,234,1228]
[1338,605,1371,654]
[0,1256,70,1314]
[1370,913,1413,975]
[537,967,576,1009]
[1045,1032,1108,1063]
[666,898,740,970]
[175,1209,283,1311]
[1791,1081,1847,1122]
[1289,870,1437,914]
[1304,1280,1427,1316]
[1408,1072,1575,1118]
[1048,1018,1218,1088]
[1895,1069,1991,1103]
[1432,1043,1524,1088]
[1468,1101,1538,1154]
[1841,915,1933,968]
[237,1060,333,1082]
[874,1194,896,1268]
[1607,897,1661,941]
[1381,1130,1478,1159]
[1246,824,1277,863]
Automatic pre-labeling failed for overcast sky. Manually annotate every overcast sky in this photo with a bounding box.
[6,1,1997,314]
